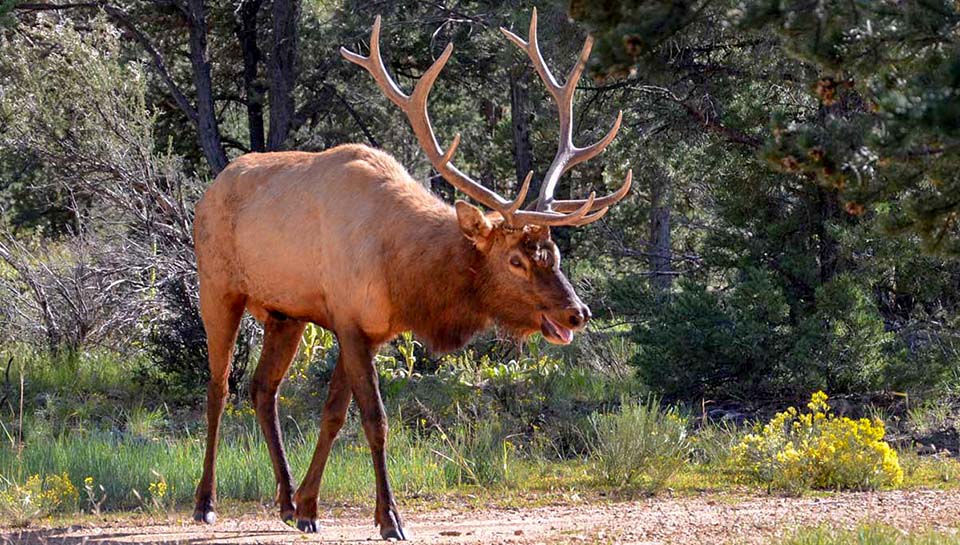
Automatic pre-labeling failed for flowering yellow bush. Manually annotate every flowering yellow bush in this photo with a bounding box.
[0,472,79,526]
[734,391,903,493]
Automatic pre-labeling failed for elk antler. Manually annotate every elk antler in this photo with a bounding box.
[501,8,632,216]
[342,14,629,227]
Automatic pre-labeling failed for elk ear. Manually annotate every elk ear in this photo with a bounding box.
[455,200,493,245]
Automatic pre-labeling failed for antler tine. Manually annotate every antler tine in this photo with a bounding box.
[340,16,408,107]
[500,8,563,100]
[548,169,633,213]
[510,191,597,226]
[503,171,534,217]
[501,9,626,218]
[341,16,515,214]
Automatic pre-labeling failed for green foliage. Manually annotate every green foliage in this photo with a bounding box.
[633,271,902,398]
[573,0,960,251]
[632,273,788,397]
[787,275,898,392]
[589,396,691,492]
[734,392,903,494]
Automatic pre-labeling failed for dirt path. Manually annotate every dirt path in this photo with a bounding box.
[5,489,960,544]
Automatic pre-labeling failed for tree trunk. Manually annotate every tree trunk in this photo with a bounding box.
[509,67,536,199]
[185,0,228,173]
[236,0,266,152]
[817,186,840,284]
[649,169,673,295]
[267,0,300,150]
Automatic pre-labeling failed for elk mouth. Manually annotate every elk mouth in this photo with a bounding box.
[540,313,574,345]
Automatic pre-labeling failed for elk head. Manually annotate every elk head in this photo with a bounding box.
[342,9,632,345]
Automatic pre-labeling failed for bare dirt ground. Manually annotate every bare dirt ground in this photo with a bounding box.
[5,489,960,545]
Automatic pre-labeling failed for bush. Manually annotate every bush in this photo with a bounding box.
[733,391,903,494]
[786,275,897,392]
[0,472,79,527]
[632,272,902,399]
[438,418,515,486]
[589,396,690,492]
[631,273,791,398]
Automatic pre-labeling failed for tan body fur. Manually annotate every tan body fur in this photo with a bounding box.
[196,144,471,344]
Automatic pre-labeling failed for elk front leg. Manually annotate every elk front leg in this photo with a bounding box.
[340,330,406,541]
[194,290,245,524]
[250,313,306,523]
[293,360,352,532]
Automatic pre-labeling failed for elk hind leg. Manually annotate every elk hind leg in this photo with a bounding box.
[250,313,306,523]
[293,359,352,532]
[340,330,405,541]
[194,289,245,524]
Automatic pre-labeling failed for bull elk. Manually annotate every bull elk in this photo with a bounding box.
[192,9,631,540]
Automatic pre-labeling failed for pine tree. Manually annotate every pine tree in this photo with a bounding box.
[571,0,960,252]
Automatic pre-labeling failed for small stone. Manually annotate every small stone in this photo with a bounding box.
[515,529,524,535]
[440,530,462,536]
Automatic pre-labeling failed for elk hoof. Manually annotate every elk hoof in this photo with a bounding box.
[297,519,320,533]
[381,526,406,541]
[194,510,217,525]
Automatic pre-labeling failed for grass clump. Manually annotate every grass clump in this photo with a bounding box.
[734,391,903,494]
[781,523,960,545]
[589,396,690,492]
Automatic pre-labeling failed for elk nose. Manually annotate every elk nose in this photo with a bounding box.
[567,304,591,329]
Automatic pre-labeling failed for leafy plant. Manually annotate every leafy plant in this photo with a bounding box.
[734,392,903,494]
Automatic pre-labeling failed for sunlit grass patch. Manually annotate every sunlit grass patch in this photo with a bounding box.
[899,452,960,489]
[780,523,960,545]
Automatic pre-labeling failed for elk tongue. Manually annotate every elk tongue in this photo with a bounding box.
[541,314,574,345]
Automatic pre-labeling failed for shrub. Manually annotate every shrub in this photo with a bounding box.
[632,273,903,399]
[0,472,79,527]
[589,396,690,492]
[631,273,791,398]
[436,418,514,487]
[786,275,897,393]
[733,391,903,494]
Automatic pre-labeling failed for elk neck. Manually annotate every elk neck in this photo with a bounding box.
[386,207,493,352]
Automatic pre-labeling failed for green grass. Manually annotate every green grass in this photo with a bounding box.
[3,417,960,529]
[0,413,597,513]
[2,346,144,399]
[780,524,960,545]
[0,422,448,510]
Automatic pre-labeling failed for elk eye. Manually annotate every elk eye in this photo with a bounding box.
[509,256,523,269]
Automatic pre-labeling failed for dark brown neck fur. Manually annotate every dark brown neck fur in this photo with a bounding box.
[386,209,492,352]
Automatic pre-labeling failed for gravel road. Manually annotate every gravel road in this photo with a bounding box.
[5,489,960,544]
